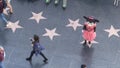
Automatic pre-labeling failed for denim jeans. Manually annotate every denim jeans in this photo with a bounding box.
[0,13,7,23]
[0,62,3,68]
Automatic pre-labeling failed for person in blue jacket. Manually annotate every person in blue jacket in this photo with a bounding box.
[26,35,48,63]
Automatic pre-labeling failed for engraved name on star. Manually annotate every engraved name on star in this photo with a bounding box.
[6,20,23,33]
[43,28,60,40]
[66,19,83,31]
[29,12,46,24]
[104,25,120,38]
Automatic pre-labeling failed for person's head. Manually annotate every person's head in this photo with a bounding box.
[81,64,87,68]
[83,16,99,24]
[33,34,39,42]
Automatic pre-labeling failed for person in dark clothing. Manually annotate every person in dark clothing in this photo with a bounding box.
[81,64,87,68]
[26,35,48,63]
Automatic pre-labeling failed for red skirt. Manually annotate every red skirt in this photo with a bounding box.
[83,31,96,41]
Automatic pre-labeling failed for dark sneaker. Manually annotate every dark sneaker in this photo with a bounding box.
[26,58,31,61]
[43,59,48,63]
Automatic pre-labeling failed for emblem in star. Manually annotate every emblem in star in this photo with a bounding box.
[104,25,120,38]
[6,20,23,33]
[66,19,83,31]
[29,12,46,24]
[43,28,60,40]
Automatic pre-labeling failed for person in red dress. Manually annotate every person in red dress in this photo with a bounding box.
[82,16,99,47]
[0,46,5,68]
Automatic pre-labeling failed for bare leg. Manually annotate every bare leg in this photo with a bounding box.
[114,0,117,5]
[46,0,51,4]
[62,0,67,9]
[55,0,59,5]
[116,0,119,6]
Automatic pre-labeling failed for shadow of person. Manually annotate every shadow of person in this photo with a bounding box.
[28,61,48,68]
[34,63,47,68]
[28,61,33,68]
[80,46,94,68]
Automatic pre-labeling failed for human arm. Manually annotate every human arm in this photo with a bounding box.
[6,0,13,13]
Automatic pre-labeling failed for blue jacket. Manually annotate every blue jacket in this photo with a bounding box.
[33,42,45,56]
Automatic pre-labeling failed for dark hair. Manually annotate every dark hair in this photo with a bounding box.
[83,16,99,23]
[81,64,86,68]
[33,34,39,42]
